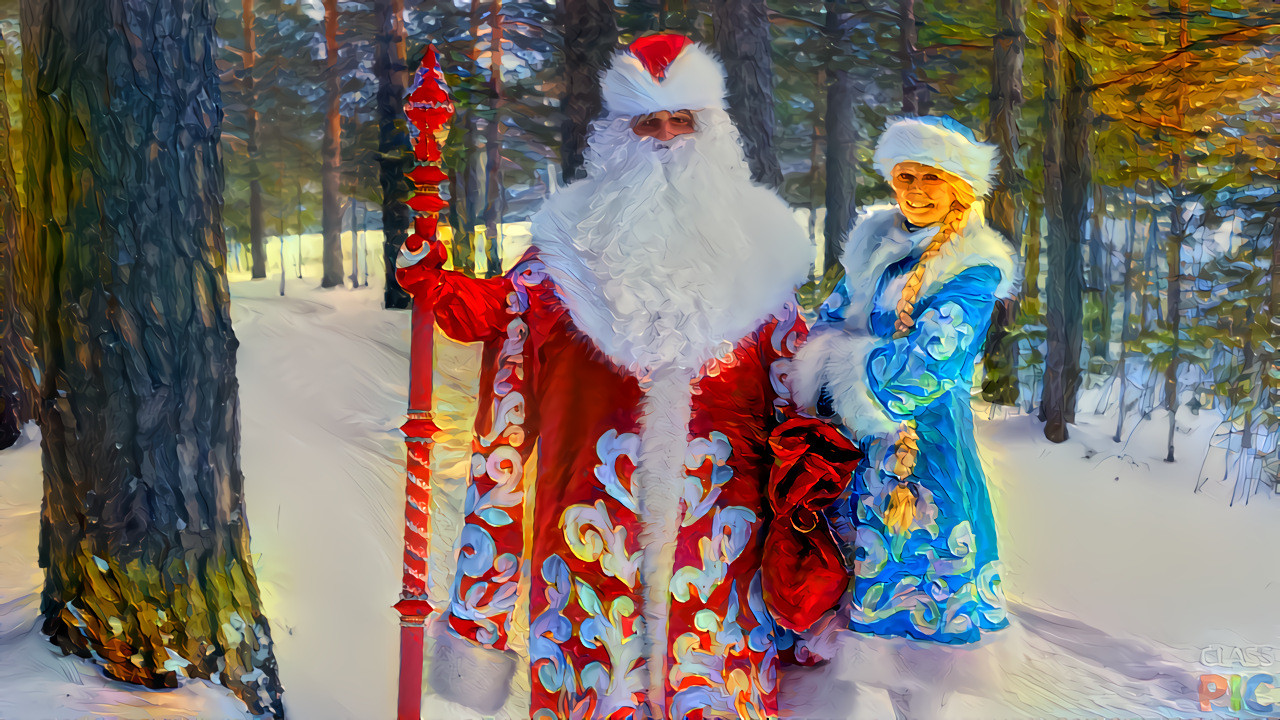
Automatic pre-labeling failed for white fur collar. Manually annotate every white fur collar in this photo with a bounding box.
[839,204,1019,323]
[533,185,812,379]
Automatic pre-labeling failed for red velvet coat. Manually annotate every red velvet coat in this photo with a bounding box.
[403,251,859,719]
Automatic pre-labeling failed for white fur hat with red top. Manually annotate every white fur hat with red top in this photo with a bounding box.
[600,34,728,118]
[873,116,1000,197]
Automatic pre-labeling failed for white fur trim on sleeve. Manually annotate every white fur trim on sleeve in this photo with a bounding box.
[790,329,900,439]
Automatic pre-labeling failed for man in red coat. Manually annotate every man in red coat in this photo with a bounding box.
[400,34,860,720]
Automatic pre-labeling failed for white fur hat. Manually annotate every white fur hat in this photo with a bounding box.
[873,117,1000,197]
[600,34,728,118]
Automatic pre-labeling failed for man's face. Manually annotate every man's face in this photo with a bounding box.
[891,161,959,227]
[631,110,696,142]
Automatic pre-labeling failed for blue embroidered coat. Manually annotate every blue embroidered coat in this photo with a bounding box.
[792,205,1019,644]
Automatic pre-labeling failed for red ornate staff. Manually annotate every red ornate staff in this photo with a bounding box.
[393,44,453,720]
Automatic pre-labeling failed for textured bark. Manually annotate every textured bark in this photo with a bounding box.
[1271,209,1280,335]
[1040,0,1076,443]
[244,0,266,279]
[1059,0,1090,425]
[321,0,345,288]
[558,0,618,183]
[349,200,359,286]
[446,0,488,278]
[19,0,284,714]
[1113,188,1139,442]
[0,44,28,450]
[1163,0,1190,463]
[1088,182,1111,360]
[898,0,924,114]
[1022,193,1041,311]
[712,0,783,188]
[981,0,1026,406]
[376,0,412,308]
[483,0,505,277]
[1165,177,1184,462]
[822,1,858,270]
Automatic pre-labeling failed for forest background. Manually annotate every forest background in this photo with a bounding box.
[0,0,1276,715]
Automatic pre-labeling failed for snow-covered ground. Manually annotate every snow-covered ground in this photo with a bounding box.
[2,266,1278,719]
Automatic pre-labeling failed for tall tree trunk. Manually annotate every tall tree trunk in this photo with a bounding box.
[712,0,783,187]
[1022,193,1041,313]
[1039,0,1075,442]
[19,0,284,714]
[808,70,823,250]
[295,180,304,278]
[558,0,618,183]
[454,0,488,277]
[823,1,858,272]
[981,0,1026,406]
[360,202,370,286]
[349,199,359,286]
[1058,0,1091,424]
[483,0,505,277]
[244,0,267,279]
[321,0,345,288]
[1271,210,1280,326]
[1164,178,1184,462]
[0,43,27,450]
[1088,182,1111,361]
[898,0,924,114]
[375,0,412,307]
[1113,187,1139,442]
[1163,0,1189,463]
[278,175,287,296]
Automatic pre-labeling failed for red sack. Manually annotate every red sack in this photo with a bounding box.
[762,417,862,632]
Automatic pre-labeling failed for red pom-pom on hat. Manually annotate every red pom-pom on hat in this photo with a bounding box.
[628,34,694,80]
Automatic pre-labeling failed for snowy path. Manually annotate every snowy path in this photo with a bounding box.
[1,276,1277,719]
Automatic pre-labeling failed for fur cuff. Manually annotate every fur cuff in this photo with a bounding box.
[790,330,900,439]
[428,631,518,714]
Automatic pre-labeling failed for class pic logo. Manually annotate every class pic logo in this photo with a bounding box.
[1199,646,1277,714]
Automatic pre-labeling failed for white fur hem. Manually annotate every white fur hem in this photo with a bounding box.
[791,329,900,439]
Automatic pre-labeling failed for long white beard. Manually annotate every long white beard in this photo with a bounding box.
[531,109,809,378]
[529,108,812,715]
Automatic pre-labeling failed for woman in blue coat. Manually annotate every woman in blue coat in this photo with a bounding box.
[792,117,1019,711]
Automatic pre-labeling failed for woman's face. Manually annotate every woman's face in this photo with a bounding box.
[891,161,959,227]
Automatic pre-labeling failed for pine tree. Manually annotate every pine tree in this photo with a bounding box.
[558,0,618,182]
[712,0,783,187]
[20,0,284,713]
[1040,0,1077,442]
[0,33,26,450]
[981,0,1026,406]
[244,0,267,279]
[376,0,413,307]
[322,0,346,287]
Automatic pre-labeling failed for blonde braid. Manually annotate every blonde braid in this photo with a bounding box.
[893,189,975,339]
[885,181,975,535]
